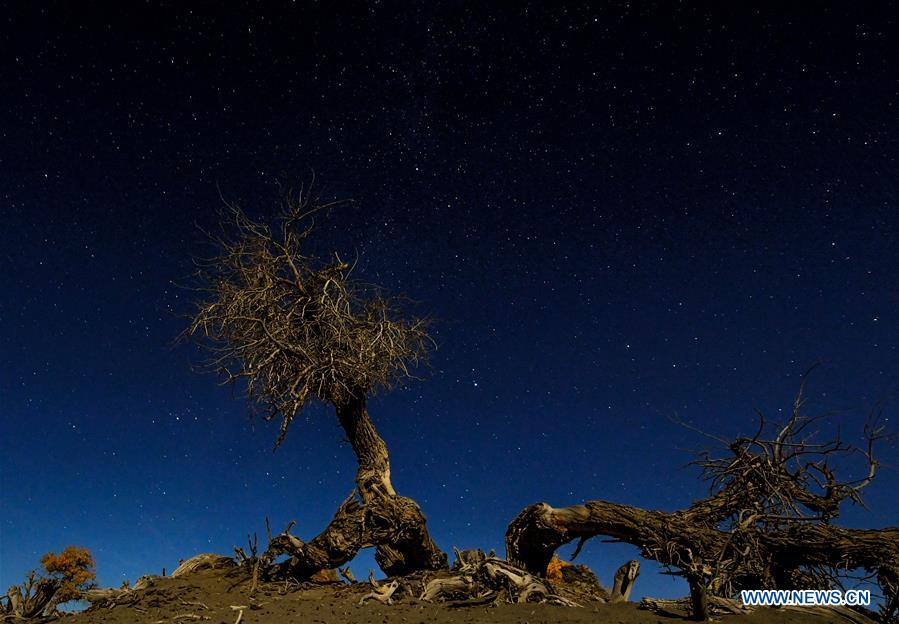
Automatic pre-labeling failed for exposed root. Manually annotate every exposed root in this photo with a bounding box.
[358,580,399,605]
[420,576,475,602]
[419,554,585,607]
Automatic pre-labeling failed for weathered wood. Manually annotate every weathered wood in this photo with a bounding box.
[1,573,61,620]
[335,396,446,576]
[254,490,445,583]
[506,499,899,619]
[420,576,475,602]
[687,576,709,621]
[506,500,711,577]
[336,396,396,501]
[609,560,640,603]
[171,554,236,578]
[338,566,356,583]
[358,580,399,605]
[418,556,584,607]
[244,399,446,583]
[82,587,127,603]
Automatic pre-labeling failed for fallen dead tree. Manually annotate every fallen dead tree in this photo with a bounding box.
[82,575,157,608]
[1,573,61,622]
[83,555,237,609]
[410,548,636,608]
[418,550,583,607]
[171,554,236,578]
[508,501,897,620]
[506,372,898,622]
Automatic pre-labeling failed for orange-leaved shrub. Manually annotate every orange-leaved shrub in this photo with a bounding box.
[40,546,96,602]
[546,554,571,584]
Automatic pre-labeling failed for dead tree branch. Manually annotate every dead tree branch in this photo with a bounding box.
[507,377,896,621]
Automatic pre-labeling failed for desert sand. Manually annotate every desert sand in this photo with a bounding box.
[61,568,868,624]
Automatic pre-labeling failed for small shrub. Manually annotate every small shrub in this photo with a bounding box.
[40,546,96,602]
[546,554,571,584]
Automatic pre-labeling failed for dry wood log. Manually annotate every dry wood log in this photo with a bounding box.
[506,499,899,620]
[640,595,749,618]
[358,580,399,605]
[83,575,159,608]
[420,576,476,602]
[171,554,236,577]
[507,500,899,579]
[338,567,356,583]
[609,560,640,603]
[418,556,586,607]
[504,377,896,619]
[82,587,127,604]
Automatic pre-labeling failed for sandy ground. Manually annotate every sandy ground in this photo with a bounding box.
[58,568,869,624]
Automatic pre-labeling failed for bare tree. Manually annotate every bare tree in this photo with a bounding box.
[186,185,446,577]
[1,572,61,621]
[506,371,898,621]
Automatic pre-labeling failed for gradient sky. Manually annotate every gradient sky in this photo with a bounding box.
[1,3,897,601]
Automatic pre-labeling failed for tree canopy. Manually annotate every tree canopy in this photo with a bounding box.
[187,189,432,447]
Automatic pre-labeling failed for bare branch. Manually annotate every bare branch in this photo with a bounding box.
[185,186,432,448]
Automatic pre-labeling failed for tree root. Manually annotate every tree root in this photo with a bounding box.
[418,553,584,607]
[250,490,445,584]
[358,580,399,605]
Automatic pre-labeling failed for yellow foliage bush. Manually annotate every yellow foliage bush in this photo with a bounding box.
[545,554,571,584]
[40,546,96,602]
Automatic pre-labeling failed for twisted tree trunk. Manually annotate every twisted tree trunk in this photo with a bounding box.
[329,395,445,576]
[253,396,445,582]
[336,396,396,501]
[301,392,447,576]
[265,492,445,581]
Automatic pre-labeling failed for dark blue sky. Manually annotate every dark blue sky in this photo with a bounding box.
[1,3,897,600]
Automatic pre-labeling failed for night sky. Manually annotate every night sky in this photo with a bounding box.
[2,3,897,600]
